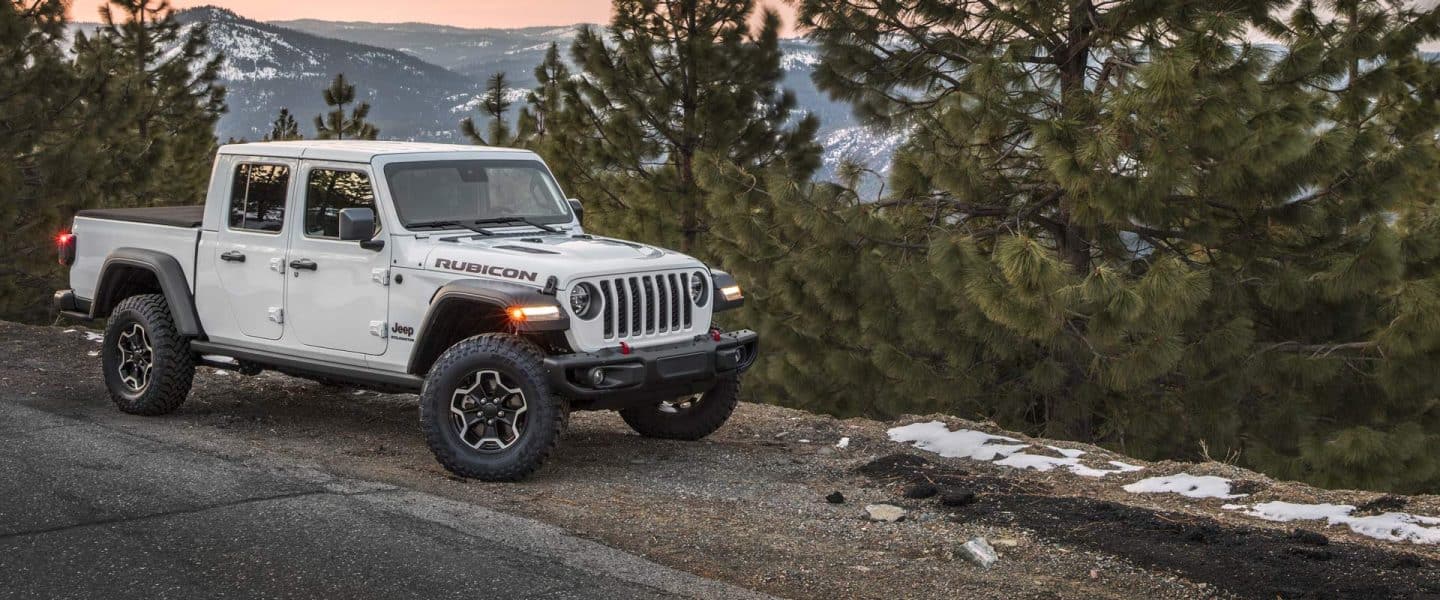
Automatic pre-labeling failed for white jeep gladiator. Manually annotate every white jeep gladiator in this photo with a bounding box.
[54,141,757,480]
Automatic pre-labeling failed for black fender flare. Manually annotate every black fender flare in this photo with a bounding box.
[406,279,569,375]
[93,248,203,337]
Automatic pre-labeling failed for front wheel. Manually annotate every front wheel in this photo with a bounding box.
[619,374,740,440]
[419,333,568,481]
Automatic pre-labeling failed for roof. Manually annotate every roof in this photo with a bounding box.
[218,140,533,162]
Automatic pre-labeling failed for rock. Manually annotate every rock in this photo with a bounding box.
[956,536,998,568]
[864,504,906,522]
[826,491,846,504]
[1288,529,1329,546]
[903,483,938,499]
[939,490,977,507]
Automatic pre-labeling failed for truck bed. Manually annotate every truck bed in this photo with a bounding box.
[76,206,205,228]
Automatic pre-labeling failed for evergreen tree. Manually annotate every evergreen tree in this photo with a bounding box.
[535,0,820,254]
[0,0,85,321]
[783,0,1440,491]
[75,0,226,209]
[263,108,302,141]
[314,73,377,140]
[515,43,567,143]
[461,72,513,146]
[0,0,223,323]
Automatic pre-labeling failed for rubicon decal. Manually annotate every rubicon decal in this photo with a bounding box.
[434,258,540,282]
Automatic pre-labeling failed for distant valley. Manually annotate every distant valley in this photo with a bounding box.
[81,7,901,188]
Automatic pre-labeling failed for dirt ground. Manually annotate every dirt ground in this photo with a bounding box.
[7,320,1440,599]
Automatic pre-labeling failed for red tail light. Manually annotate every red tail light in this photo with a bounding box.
[56,232,76,267]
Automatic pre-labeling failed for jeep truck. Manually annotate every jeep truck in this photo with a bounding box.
[54,141,757,480]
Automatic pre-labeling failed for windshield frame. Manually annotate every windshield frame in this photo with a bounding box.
[380,157,574,230]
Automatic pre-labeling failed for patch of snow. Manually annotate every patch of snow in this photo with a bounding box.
[887,421,1028,461]
[202,355,238,365]
[781,50,820,70]
[63,329,76,333]
[888,421,1144,478]
[1048,446,1086,458]
[1123,474,1246,499]
[1225,502,1440,545]
[84,332,103,343]
[835,437,850,449]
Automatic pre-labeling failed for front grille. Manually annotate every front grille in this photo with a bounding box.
[597,272,696,340]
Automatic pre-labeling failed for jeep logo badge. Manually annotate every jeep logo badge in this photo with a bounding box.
[433,258,539,282]
[391,322,415,338]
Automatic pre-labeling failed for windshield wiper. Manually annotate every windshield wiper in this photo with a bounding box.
[471,217,561,233]
[406,219,494,236]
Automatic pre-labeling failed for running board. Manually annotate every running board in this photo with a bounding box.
[189,341,423,394]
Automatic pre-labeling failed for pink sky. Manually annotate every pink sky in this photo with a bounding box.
[68,1,802,34]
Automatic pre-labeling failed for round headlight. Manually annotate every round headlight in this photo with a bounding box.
[689,271,708,306]
[570,283,600,319]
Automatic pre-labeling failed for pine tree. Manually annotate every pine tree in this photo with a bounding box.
[461,72,512,146]
[264,108,302,141]
[788,0,1440,491]
[535,0,820,255]
[74,0,226,209]
[516,43,567,143]
[0,0,85,322]
[314,73,378,140]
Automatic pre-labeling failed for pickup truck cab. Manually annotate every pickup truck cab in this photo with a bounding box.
[55,141,757,480]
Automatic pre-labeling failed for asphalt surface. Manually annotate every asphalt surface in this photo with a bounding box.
[0,401,771,600]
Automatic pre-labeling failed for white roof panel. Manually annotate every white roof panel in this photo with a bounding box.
[218,140,532,163]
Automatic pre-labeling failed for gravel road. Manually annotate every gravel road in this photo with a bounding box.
[4,321,1438,599]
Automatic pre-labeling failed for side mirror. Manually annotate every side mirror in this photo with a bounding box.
[567,198,584,226]
[338,207,383,250]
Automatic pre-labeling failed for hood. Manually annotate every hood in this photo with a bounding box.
[418,234,705,286]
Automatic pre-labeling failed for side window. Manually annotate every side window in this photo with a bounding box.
[304,168,377,239]
[228,163,290,233]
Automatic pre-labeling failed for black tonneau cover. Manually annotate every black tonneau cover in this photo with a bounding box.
[76,206,205,228]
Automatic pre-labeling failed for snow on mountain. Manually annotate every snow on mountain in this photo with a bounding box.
[78,8,902,185]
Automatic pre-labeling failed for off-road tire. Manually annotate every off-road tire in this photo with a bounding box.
[419,333,568,481]
[619,374,741,440]
[101,294,195,415]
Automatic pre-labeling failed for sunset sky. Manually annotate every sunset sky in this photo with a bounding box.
[67,0,802,34]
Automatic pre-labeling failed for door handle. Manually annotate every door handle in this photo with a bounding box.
[289,258,318,271]
[220,251,246,263]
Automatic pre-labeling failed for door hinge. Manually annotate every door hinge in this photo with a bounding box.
[371,268,390,286]
[267,307,284,324]
[270,257,286,274]
[369,320,388,338]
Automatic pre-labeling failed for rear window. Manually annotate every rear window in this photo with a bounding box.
[228,163,290,233]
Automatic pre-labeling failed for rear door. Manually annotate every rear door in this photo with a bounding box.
[214,161,295,340]
[284,161,391,355]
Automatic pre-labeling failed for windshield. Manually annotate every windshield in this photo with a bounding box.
[383,159,571,228]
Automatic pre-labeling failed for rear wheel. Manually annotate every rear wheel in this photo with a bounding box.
[101,294,195,415]
[619,374,740,440]
[419,334,567,481]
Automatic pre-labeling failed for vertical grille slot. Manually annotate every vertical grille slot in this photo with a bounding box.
[600,280,615,339]
[668,273,681,330]
[614,278,629,337]
[648,274,659,332]
[655,274,669,333]
[681,273,693,328]
[628,278,642,336]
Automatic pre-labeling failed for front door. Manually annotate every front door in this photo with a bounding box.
[214,161,295,340]
[285,162,391,355]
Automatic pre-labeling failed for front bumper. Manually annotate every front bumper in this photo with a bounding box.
[544,329,759,409]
